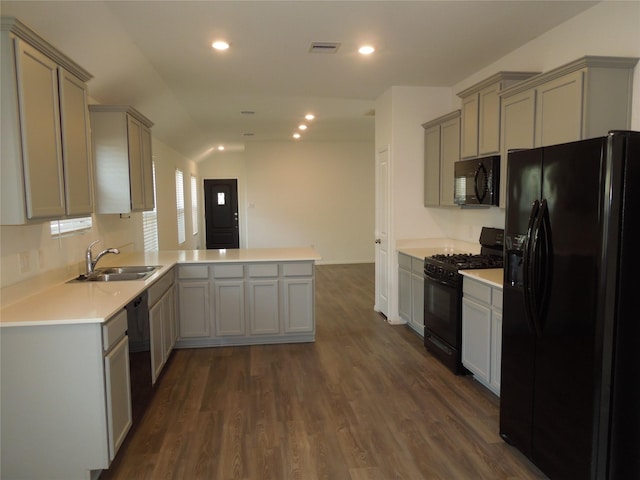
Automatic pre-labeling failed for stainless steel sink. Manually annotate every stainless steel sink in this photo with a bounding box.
[69,265,161,282]
[94,265,159,275]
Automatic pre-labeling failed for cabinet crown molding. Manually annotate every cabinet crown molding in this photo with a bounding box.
[499,55,639,98]
[456,71,540,98]
[1,16,92,82]
[422,109,461,130]
[89,104,154,128]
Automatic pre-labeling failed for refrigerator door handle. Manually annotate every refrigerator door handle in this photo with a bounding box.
[523,200,540,335]
[529,198,551,337]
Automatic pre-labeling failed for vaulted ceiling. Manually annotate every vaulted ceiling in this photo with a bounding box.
[1,1,598,160]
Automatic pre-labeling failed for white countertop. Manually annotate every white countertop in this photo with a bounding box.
[0,247,321,328]
[460,268,504,288]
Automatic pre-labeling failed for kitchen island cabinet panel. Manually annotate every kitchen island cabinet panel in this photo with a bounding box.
[178,280,211,339]
[214,279,246,336]
[0,314,129,479]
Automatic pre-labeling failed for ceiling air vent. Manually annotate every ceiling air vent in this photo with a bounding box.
[308,42,341,54]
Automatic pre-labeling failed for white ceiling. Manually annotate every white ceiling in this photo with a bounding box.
[1,1,599,160]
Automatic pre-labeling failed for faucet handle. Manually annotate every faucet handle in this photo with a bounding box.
[87,240,100,252]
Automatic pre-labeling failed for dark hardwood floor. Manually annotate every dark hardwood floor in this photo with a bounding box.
[100,263,546,480]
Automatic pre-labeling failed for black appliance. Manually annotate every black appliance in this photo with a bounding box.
[423,227,504,374]
[454,155,500,206]
[125,292,153,424]
[500,131,640,479]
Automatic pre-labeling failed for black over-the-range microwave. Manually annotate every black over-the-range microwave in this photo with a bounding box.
[453,155,500,206]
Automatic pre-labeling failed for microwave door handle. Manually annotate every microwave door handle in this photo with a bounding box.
[474,164,487,203]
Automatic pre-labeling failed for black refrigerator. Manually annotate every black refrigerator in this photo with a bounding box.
[500,131,640,479]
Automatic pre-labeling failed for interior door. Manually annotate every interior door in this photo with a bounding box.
[375,146,390,316]
[204,179,239,249]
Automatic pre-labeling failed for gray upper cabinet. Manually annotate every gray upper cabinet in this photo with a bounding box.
[499,56,638,207]
[422,110,460,207]
[90,105,155,214]
[1,17,93,225]
[457,72,539,159]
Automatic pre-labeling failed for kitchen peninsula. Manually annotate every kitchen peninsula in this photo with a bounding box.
[0,246,320,480]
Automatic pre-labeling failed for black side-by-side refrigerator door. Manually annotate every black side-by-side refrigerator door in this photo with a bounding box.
[531,137,604,479]
[500,147,542,457]
[501,137,606,480]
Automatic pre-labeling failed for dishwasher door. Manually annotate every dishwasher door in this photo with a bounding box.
[125,292,152,423]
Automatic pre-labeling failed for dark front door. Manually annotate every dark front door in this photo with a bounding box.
[204,179,239,249]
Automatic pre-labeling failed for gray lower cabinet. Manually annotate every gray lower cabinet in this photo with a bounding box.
[148,268,176,384]
[0,309,132,479]
[461,277,503,396]
[177,264,211,339]
[398,253,424,335]
[176,261,315,347]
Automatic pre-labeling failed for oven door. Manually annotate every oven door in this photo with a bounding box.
[423,273,461,348]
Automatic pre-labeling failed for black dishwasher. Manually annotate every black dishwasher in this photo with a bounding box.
[125,292,152,424]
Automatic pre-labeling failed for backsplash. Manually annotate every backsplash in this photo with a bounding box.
[0,214,142,304]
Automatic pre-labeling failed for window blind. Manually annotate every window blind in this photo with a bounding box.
[176,169,186,244]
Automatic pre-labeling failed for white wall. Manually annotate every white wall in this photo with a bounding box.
[241,141,375,264]
[0,137,199,298]
[197,151,248,248]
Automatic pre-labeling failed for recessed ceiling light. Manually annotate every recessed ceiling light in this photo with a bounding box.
[298,124,307,130]
[358,45,375,55]
[293,133,301,139]
[217,145,225,151]
[305,114,315,121]
[212,41,230,51]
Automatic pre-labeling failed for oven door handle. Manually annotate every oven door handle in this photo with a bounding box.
[424,274,456,288]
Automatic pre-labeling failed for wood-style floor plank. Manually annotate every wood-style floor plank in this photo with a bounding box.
[100,264,546,480]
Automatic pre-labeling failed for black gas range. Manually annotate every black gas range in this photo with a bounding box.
[423,227,504,374]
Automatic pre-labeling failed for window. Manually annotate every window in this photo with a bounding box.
[191,175,198,235]
[175,168,186,244]
[143,162,158,252]
[50,217,92,236]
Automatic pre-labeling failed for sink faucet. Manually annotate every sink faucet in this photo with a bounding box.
[86,240,120,275]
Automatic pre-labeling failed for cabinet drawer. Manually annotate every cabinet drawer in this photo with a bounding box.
[213,264,244,278]
[282,262,313,277]
[148,269,174,306]
[463,279,492,304]
[178,265,209,279]
[248,263,278,278]
[492,288,503,310]
[103,309,128,351]
[398,253,412,269]
[411,257,424,274]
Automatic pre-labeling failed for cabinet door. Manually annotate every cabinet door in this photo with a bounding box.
[58,68,93,216]
[440,116,460,207]
[178,281,211,338]
[126,115,146,211]
[491,310,502,394]
[398,266,412,322]
[162,288,175,362]
[411,272,424,331]
[214,280,245,336]
[423,124,441,207]
[462,297,491,382]
[500,89,536,208]
[149,299,164,384]
[283,277,314,333]
[104,335,132,461]
[248,279,280,335]
[15,39,66,219]
[535,70,583,147]
[460,94,479,159]
[141,126,155,210]
[478,83,501,155]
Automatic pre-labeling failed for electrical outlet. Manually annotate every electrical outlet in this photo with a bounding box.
[19,251,30,274]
